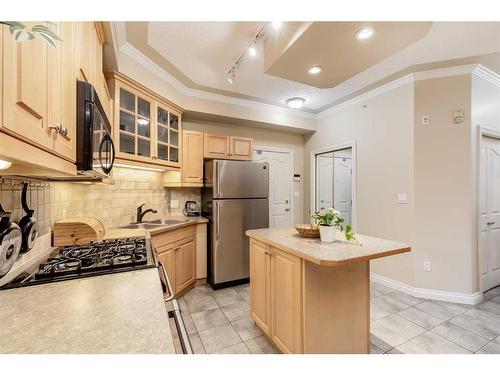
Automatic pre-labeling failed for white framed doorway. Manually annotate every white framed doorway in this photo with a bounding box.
[311,141,357,229]
[478,126,500,293]
[253,146,294,228]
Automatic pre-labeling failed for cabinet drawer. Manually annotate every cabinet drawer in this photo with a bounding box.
[151,225,196,249]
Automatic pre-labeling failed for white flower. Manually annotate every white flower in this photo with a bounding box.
[12,28,31,42]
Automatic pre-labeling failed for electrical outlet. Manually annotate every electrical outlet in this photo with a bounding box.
[170,200,179,209]
[422,115,430,126]
[423,261,432,272]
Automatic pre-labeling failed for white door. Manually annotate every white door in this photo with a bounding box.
[253,149,292,227]
[333,154,352,225]
[316,154,334,211]
[480,136,500,291]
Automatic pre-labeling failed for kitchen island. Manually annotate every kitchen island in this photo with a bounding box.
[246,227,410,354]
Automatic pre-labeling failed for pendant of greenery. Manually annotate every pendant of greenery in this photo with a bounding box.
[0,21,62,47]
[310,208,357,242]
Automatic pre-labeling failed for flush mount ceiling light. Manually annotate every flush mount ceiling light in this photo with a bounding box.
[308,65,323,75]
[137,118,149,126]
[355,27,375,40]
[272,21,282,30]
[0,159,12,170]
[286,97,305,109]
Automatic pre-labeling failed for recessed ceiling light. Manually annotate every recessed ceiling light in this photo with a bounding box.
[272,21,282,30]
[308,66,323,75]
[286,97,305,109]
[0,159,12,170]
[355,27,375,40]
[248,45,257,57]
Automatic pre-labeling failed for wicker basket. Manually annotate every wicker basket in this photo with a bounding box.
[294,224,320,238]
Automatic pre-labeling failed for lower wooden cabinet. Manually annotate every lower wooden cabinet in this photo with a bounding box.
[250,239,303,353]
[250,239,272,335]
[153,226,196,296]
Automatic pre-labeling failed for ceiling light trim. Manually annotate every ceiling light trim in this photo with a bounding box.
[120,42,317,120]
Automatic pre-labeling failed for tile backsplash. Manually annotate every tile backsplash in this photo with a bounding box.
[0,167,202,236]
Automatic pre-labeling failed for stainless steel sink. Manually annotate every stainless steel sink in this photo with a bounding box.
[147,219,188,225]
[119,219,188,230]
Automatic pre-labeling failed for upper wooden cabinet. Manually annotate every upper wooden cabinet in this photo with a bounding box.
[107,72,183,169]
[230,136,254,160]
[204,133,253,160]
[203,133,230,159]
[182,130,204,185]
[0,22,109,176]
[1,22,80,172]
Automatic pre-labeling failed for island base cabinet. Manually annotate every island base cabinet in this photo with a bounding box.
[270,247,303,354]
[250,239,271,336]
[302,261,370,354]
[250,239,303,353]
[249,239,370,354]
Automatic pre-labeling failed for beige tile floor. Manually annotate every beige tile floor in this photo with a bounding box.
[179,282,500,354]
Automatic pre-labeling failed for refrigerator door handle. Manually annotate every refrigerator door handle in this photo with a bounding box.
[215,201,221,239]
[215,161,221,198]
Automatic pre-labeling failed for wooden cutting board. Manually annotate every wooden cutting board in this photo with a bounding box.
[53,217,106,246]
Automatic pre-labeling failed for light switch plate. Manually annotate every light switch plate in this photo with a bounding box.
[170,200,179,209]
[397,193,408,204]
[422,115,430,126]
[423,261,432,272]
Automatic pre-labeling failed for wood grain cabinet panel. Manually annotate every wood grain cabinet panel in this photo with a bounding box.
[250,239,272,335]
[182,130,204,184]
[230,136,253,160]
[157,242,175,293]
[2,24,51,149]
[152,227,197,297]
[203,133,230,159]
[175,236,196,293]
[270,246,303,354]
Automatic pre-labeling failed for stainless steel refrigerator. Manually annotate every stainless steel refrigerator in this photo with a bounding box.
[202,160,269,289]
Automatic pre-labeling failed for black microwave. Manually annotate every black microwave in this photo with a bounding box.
[76,80,115,178]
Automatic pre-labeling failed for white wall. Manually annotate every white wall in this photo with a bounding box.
[303,83,415,285]
[413,75,474,294]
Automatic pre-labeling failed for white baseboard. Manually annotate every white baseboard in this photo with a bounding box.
[370,272,482,305]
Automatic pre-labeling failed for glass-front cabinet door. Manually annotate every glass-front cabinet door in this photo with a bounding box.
[117,87,152,162]
[154,102,181,167]
[112,76,182,168]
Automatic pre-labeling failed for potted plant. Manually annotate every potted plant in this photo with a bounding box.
[310,208,356,243]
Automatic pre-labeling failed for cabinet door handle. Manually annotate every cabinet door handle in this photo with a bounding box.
[49,123,69,138]
[487,221,496,226]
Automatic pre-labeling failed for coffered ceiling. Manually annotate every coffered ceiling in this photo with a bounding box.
[115,21,500,113]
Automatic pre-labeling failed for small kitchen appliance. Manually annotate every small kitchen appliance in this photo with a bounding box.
[183,201,199,217]
[0,205,22,277]
[18,183,38,252]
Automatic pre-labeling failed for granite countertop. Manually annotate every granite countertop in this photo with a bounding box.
[0,268,175,354]
[246,227,410,266]
[104,216,208,240]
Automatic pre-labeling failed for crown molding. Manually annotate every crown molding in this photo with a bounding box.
[472,64,500,87]
[316,73,415,119]
[413,63,478,81]
[119,42,317,121]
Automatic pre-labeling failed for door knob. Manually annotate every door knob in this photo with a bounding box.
[285,208,290,212]
[285,200,289,204]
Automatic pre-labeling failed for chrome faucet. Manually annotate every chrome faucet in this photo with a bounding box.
[136,204,157,223]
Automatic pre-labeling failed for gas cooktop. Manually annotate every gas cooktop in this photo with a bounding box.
[0,237,156,289]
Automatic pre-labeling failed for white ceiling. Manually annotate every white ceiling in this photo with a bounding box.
[123,22,500,112]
